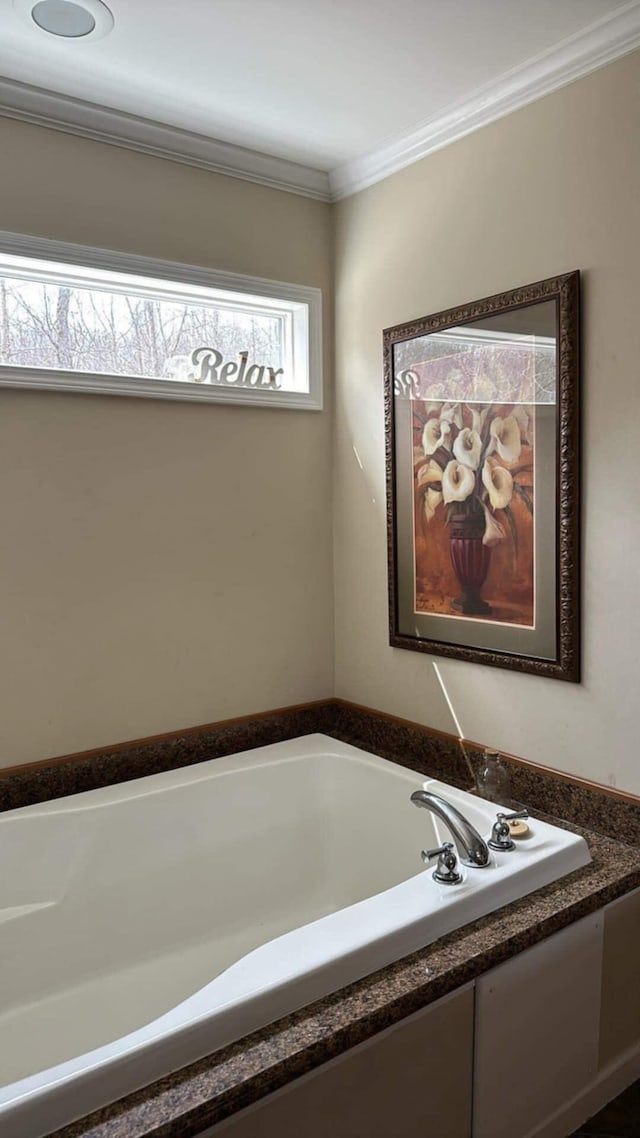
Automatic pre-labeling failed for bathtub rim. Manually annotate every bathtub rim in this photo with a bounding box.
[0,733,596,1138]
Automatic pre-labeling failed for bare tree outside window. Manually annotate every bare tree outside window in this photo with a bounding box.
[0,242,320,409]
[0,277,285,384]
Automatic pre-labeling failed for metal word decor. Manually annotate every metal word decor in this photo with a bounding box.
[190,348,284,389]
[384,271,580,681]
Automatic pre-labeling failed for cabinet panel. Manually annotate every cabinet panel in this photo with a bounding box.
[208,986,474,1138]
[473,913,603,1138]
[600,886,640,1069]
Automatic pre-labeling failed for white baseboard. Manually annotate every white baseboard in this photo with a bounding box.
[526,1041,640,1138]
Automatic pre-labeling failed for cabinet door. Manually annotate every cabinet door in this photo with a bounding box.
[600,886,640,1069]
[473,912,603,1138]
[208,985,474,1138]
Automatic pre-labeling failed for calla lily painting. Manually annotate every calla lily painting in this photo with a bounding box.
[384,271,580,681]
[413,400,535,626]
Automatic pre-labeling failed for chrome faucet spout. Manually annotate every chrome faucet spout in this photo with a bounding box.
[410,790,490,868]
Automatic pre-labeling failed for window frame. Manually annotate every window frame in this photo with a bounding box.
[0,231,323,411]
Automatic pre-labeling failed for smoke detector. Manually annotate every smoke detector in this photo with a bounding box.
[14,0,114,40]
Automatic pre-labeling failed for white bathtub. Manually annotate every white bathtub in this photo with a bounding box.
[0,734,590,1137]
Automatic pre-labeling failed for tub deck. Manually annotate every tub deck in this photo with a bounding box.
[0,734,591,1137]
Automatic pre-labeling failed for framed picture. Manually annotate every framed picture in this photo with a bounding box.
[384,272,580,681]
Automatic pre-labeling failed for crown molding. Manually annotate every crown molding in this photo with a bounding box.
[329,1,640,200]
[0,76,332,202]
[0,3,638,204]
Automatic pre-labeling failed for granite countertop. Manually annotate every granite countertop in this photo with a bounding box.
[49,820,640,1138]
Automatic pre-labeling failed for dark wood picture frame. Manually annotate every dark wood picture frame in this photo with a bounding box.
[384,271,580,681]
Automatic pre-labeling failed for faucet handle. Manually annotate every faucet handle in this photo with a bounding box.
[421,841,463,885]
[488,808,529,852]
[503,809,529,822]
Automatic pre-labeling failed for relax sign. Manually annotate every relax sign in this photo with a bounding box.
[190,348,284,389]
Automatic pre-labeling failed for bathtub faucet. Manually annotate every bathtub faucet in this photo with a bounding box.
[410,790,491,868]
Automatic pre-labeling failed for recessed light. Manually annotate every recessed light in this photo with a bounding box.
[13,0,114,41]
[32,1,95,37]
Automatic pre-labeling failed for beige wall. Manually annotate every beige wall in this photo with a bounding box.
[0,119,333,765]
[334,52,640,795]
[2,51,639,791]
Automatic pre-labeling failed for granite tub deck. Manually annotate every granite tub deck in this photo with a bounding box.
[44,825,640,1137]
[1,739,592,1136]
[3,702,640,1138]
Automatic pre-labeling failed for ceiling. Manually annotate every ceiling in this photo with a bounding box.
[0,0,638,199]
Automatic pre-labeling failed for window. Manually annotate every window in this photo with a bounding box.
[0,233,322,410]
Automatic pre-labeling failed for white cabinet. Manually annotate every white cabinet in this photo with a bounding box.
[201,903,640,1138]
[207,985,474,1138]
[599,885,640,1069]
[473,912,603,1138]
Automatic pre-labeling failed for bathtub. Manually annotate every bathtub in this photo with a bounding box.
[0,734,590,1137]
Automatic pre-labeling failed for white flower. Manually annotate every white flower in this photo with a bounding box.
[512,405,531,445]
[440,402,463,429]
[422,417,451,456]
[442,460,475,503]
[453,427,482,470]
[417,459,444,523]
[424,487,443,523]
[482,503,506,547]
[490,415,521,464]
[469,405,489,435]
[482,456,513,510]
[416,459,443,489]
